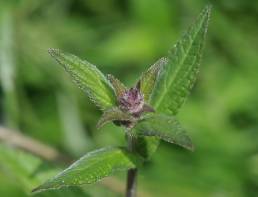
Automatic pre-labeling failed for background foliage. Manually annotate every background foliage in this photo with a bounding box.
[0,0,258,196]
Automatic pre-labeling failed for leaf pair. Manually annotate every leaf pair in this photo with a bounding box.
[48,5,211,118]
[97,109,194,151]
[32,113,193,193]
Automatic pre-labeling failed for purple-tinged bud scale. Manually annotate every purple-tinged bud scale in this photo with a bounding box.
[119,87,144,117]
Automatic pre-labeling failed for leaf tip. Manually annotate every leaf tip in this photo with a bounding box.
[197,5,212,28]
[31,187,38,193]
[188,143,195,152]
[183,136,195,152]
[206,4,213,11]
[31,185,43,194]
[48,48,60,57]
[32,184,59,195]
[203,4,212,21]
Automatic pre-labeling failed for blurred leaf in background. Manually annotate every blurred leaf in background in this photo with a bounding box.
[1,0,258,196]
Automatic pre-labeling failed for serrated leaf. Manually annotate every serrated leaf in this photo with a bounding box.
[49,49,116,110]
[138,57,167,102]
[97,107,135,129]
[107,74,127,98]
[135,6,211,160]
[33,147,139,193]
[133,114,194,151]
[151,6,211,115]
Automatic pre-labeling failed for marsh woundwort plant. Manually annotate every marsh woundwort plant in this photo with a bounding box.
[33,5,211,197]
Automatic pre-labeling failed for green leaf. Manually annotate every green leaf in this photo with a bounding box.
[135,6,210,160]
[33,147,139,193]
[96,107,135,129]
[138,57,167,102]
[133,114,194,151]
[107,74,127,98]
[49,49,116,110]
[151,6,211,115]
[135,136,160,160]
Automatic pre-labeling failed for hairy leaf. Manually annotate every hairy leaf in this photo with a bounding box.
[49,49,116,110]
[133,114,194,151]
[151,6,211,115]
[97,107,135,129]
[137,6,210,159]
[33,147,139,193]
[138,58,167,102]
[107,74,127,98]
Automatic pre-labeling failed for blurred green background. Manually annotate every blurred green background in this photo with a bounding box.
[0,0,258,196]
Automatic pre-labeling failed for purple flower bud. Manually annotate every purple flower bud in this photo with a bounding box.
[118,87,144,116]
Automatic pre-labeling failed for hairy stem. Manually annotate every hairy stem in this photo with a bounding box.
[126,132,138,197]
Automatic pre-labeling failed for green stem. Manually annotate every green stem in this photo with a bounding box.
[126,132,137,197]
